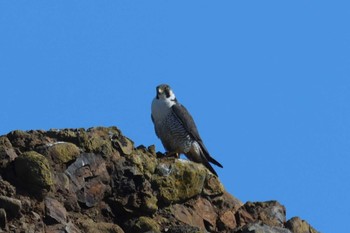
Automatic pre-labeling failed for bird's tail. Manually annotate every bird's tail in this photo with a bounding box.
[199,141,223,168]
[202,159,219,177]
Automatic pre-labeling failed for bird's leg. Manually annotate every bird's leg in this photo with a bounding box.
[165,151,179,158]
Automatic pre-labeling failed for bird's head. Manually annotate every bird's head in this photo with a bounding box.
[156,84,176,102]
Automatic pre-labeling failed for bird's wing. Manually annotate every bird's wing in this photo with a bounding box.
[171,103,202,141]
[172,103,223,169]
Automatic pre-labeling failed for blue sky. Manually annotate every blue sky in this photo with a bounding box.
[1,1,349,232]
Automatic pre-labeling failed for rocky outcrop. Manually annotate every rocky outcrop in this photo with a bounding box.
[0,126,318,233]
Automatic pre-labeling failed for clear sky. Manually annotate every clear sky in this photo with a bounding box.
[1,1,349,232]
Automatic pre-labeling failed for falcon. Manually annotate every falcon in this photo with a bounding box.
[151,84,223,176]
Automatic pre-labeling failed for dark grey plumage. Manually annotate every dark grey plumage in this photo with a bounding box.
[151,84,223,176]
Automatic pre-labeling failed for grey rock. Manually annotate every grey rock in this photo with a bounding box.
[234,222,292,233]
[0,196,21,218]
[45,197,67,225]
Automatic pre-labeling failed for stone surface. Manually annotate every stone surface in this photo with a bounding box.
[0,196,22,218]
[0,127,319,233]
[0,136,17,170]
[234,222,292,233]
[45,197,67,225]
[77,217,124,233]
[45,142,80,164]
[285,217,319,233]
[236,201,286,228]
[14,151,53,195]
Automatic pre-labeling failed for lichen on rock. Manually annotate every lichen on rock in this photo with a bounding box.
[14,151,53,195]
[0,127,319,233]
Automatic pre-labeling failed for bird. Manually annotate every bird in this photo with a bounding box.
[151,84,223,176]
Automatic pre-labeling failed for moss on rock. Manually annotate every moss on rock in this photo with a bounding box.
[14,151,53,195]
[154,159,207,204]
[48,142,80,164]
[132,216,160,233]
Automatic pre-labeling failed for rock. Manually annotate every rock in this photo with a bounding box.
[170,204,206,230]
[7,130,52,151]
[0,196,22,218]
[0,136,17,170]
[44,197,67,225]
[130,216,160,233]
[202,173,225,196]
[285,217,319,233]
[236,201,286,228]
[234,222,292,233]
[0,208,6,229]
[154,159,207,204]
[14,151,53,195]
[0,127,319,233]
[77,217,124,233]
[0,177,16,197]
[192,197,217,229]
[65,153,110,207]
[45,142,80,164]
[218,210,237,230]
[166,225,203,233]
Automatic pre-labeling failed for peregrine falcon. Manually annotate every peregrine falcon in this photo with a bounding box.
[151,84,223,176]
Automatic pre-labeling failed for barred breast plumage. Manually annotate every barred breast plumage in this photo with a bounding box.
[155,110,193,154]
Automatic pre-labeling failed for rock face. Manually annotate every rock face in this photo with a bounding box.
[0,127,319,233]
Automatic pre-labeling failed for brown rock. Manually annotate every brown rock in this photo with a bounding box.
[236,201,286,227]
[218,210,237,230]
[235,222,292,233]
[192,197,217,229]
[285,217,319,233]
[45,197,67,225]
[0,136,17,169]
[65,153,110,207]
[170,204,206,231]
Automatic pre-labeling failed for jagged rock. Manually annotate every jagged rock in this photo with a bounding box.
[285,217,318,233]
[236,201,286,228]
[45,197,67,225]
[7,130,53,151]
[65,153,110,207]
[0,177,16,197]
[166,225,203,233]
[218,210,237,230]
[234,222,292,233]
[14,151,53,195]
[0,136,17,170]
[0,196,22,218]
[0,127,319,233]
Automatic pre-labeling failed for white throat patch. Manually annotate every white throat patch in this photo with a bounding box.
[151,92,176,123]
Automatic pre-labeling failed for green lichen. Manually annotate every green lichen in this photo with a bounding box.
[154,160,207,204]
[14,151,53,194]
[133,216,160,233]
[49,142,80,163]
